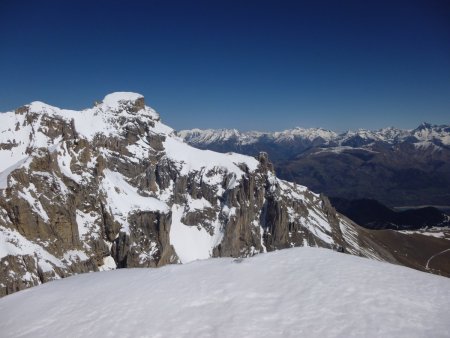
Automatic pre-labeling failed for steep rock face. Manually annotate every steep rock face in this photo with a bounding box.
[0,93,396,297]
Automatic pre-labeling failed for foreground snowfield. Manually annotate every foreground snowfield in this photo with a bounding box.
[0,248,449,338]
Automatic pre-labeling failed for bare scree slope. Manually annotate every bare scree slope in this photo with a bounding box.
[0,92,410,296]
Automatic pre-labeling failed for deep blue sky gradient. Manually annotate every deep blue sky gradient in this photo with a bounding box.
[0,0,449,131]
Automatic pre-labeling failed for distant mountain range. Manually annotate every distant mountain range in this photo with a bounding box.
[179,123,450,207]
[179,123,450,158]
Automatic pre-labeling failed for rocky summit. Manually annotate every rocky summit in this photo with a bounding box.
[0,92,398,297]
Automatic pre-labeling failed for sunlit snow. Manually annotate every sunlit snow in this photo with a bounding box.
[0,248,449,338]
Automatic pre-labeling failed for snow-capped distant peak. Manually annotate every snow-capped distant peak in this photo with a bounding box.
[181,122,450,148]
[179,127,339,146]
[273,127,338,141]
[412,122,450,145]
[178,128,243,144]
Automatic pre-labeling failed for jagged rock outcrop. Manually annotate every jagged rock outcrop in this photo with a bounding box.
[0,92,398,297]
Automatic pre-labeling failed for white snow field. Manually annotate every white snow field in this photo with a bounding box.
[0,248,449,338]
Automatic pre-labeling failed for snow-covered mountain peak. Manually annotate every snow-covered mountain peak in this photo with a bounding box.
[13,93,166,141]
[178,128,244,144]
[415,122,433,130]
[102,92,145,111]
[412,122,450,145]
[21,92,158,122]
[27,101,59,113]
[280,127,338,141]
[103,91,144,103]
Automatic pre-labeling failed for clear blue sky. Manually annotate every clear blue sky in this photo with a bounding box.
[0,0,449,131]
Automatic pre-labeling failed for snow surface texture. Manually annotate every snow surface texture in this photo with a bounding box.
[0,248,449,338]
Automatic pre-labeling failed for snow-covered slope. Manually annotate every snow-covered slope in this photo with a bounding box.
[0,247,449,338]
